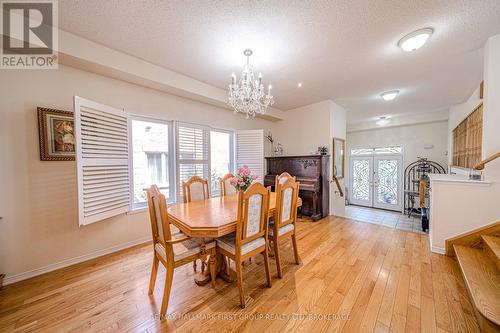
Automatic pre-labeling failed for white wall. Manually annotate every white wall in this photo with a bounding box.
[0,65,275,282]
[347,121,449,170]
[329,102,347,217]
[483,34,500,159]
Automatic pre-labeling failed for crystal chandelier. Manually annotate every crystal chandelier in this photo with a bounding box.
[228,49,274,118]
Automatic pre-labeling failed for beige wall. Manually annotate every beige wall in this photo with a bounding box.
[271,100,347,217]
[0,65,275,282]
[272,101,331,156]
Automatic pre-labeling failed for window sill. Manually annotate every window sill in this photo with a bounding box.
[127,207,148,215]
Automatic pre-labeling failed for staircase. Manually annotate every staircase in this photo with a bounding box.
[447,225,500,332]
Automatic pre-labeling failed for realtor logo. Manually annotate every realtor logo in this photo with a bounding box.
[1,0,58,69]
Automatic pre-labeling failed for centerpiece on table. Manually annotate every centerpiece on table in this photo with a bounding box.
[230,165,258,192]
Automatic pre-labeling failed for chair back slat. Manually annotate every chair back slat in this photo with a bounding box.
[275,178,299,229]
[182,176,209,203]
[236,183,270,250]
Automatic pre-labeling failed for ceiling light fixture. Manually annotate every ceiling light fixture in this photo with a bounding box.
[228,49,274,119]
[398,28,434,52]
[376,116,390,126]
[380,90,399,101]
[297,82,302,88]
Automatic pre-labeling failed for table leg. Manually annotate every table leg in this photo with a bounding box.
[194,252,234,286]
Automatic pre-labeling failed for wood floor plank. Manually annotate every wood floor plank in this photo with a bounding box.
[0,216,482,333]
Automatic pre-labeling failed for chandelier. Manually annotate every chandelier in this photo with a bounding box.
[228,49,274,118]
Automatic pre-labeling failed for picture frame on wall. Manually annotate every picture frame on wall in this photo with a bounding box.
[333,137,345,179]
[38,107,75,161]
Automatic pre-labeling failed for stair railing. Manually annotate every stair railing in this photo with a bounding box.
[473,152,500,170]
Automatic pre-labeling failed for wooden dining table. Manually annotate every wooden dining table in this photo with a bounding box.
[167,192,302,285]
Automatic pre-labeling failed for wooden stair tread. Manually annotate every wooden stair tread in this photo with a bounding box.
[482,235,500,260]
[454,245,500,326]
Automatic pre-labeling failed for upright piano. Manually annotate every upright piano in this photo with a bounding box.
[264,155,329,220]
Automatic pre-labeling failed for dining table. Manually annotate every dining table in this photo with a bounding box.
[167,192,302,285]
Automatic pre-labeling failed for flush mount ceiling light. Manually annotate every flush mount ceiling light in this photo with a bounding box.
[297,82,302,88]
[380,90,399,101]
[398,28,434,52]
[376,116,390,126]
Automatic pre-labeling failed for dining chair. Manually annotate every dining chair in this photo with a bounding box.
[182,175,210,203]
[216,182,272,308]
[275,172,302,218]
[269,177,301,278]
[182,175,210,272]
[274,172,296,189]
[146,185,216,317]
[219,173,237,196]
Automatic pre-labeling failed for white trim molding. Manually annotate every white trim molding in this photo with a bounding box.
[431,245,446,255]
[3,237,151,286]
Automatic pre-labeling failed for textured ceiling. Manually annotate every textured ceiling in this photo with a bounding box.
[58,0,500,123]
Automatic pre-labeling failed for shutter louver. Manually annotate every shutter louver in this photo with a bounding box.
[236,129,265,184]
[74,96,131,226]
[176,123,210,201]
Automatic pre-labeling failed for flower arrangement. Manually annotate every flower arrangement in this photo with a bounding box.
[230,165,258,192]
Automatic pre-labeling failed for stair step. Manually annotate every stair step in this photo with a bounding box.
[454,245,500,331]
[482,235,500,260]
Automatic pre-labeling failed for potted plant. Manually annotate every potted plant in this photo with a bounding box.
[317,146,328,155]
[230,166,258,192]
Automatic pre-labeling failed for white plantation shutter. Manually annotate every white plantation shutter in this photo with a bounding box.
[236,129,264,184]
[74,96,130,226]
[175,122,210,201]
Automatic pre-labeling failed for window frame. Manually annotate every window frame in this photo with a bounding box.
[128,115,175,210]
[209,128,235,196]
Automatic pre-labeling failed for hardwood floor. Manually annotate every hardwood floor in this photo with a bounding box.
[0,216,481,332]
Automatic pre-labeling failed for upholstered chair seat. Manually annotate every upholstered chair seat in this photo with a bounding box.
[155,238,216,261]
[268,223,294,237]
[216,234,266,255]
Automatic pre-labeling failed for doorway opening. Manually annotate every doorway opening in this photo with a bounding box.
[349,146,403,212]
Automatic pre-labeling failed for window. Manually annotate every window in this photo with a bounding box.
[176,123,210,201]
[351,146,402,156]
[210,130,234,196]
[452,103,483,168]
[131,119,173,209]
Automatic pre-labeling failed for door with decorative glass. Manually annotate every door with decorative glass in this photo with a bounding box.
[373,155,402,211]
[350,156,374,207]
[349,147,403,212]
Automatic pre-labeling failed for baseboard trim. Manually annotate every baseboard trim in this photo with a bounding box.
[431,246,446,255]
[3,236,151,286]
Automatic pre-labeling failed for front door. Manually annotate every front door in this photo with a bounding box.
[350,156,373,207]
[349,148,403,212]
[373,155,402,211]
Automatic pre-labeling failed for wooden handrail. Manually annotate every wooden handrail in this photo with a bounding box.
[332,177,344,197]
[473,152,500,170]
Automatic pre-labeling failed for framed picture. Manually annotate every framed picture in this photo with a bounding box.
[38,107,75,161]
[333,137,345,179]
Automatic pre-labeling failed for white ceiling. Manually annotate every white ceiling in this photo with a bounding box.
[58,0,500,123]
